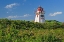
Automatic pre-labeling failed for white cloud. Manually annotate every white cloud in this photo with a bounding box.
[49,12,62,16]
[6,14,31,19]
[6,15,19,19]
[5,3,19,9]
[23,14,31,17]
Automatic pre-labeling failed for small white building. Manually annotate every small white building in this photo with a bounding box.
[35,6,45,23]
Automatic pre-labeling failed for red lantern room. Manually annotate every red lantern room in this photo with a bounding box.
[37,6,43,12]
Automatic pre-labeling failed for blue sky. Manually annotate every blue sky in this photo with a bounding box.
[0,0,64,22]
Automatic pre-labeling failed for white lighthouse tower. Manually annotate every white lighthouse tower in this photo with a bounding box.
[35,6,45,23]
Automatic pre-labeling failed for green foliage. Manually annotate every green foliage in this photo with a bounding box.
[0,19,64,42]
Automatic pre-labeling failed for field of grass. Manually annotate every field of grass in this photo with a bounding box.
[0,28,64,42]
[0,19,64,42]
[17,28,64,42]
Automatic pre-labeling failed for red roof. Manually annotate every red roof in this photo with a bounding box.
[37,6,43,11]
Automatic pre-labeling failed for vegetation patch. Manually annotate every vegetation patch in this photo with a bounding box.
[0,19,64,42]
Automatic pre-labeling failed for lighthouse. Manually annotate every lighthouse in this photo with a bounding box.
[35,6,45,23]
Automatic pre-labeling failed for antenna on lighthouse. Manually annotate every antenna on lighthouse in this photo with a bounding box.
[34,6,45,23]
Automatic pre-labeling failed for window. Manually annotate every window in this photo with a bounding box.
[41,15,44,17]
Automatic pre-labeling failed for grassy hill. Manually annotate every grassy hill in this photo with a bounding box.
[0,19,64,42]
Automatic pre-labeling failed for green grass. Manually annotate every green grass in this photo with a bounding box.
[0,19,64,42]
[0,28,64,42]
